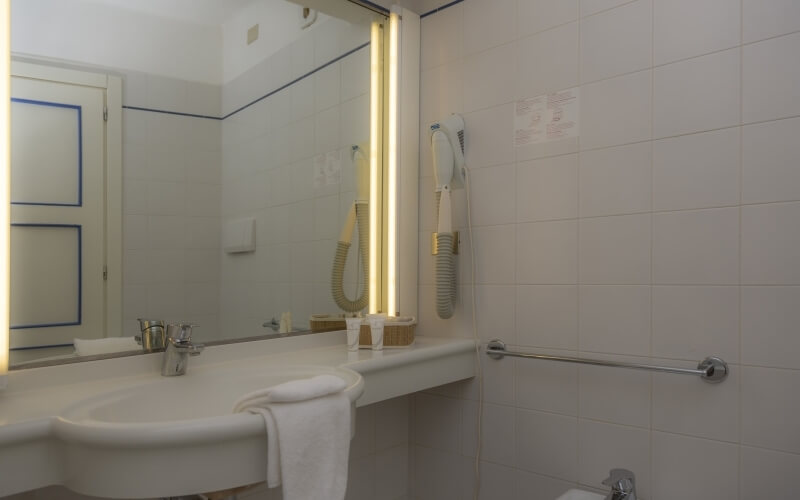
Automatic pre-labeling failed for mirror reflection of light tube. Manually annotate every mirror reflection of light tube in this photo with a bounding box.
[387,11,399,317]
[0,0,10,388]
[368,21,381,314]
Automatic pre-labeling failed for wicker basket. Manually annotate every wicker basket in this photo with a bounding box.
[359,317,416,347]
[309,314,346,333]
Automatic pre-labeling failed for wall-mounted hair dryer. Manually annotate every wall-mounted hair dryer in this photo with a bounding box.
[331,145,369,313]
[430,114,465,319]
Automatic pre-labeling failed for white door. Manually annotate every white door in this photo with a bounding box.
[10,76,106,350]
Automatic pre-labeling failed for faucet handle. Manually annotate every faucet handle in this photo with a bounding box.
[602,468,635,493]
[166,323,197,341]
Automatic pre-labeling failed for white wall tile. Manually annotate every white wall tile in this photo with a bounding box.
[579,361,651,428]
[579,285,651,356]
[580,0,636,18]
[743,32,800,124]
[578,420,651,497]
[462,0,517,55]
[463,42,517,113]
[421,3,463,70]
[579,214,651,284]
[463,104,515,168]
[514,469,575,500]
[652,366,740,442]
[474,285,517,344]
[515,409,578,480]
[461,401,515,466]
[373,446,409,500]
[420,62,463,126]
[740,446,800,500]
[471,224,516,284]
[653,127,740,211]
[742,286,800,369]
[340,49,369,103]
[467,164,516,226]
[314,63,340,113]
[516,285,578,350]
[516,22,579,99]
[653,49,740,138]
[742,366,800,454]
[580,0,652,83]
[516,154,579,222]
[653,0,740,65]
[515,352,579,415]
[517,0,578,38]
[516,220,578,284]
[652,286,739,362]
[742,117,800,204]
[653,208,739,285]
[743,0,800,43]
[652,432,739,500]
[579,142,652,217]
[580,70,652,150]
[741,202,800,285]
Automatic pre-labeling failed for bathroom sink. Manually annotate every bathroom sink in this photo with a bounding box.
[555,489,605,500]
[47,363,363,498]
[60,363,362,424]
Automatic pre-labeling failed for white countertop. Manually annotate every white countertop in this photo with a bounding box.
[0,333,476,498]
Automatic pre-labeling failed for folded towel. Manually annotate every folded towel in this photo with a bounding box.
[73,336,140,356]
[233,375,351,500]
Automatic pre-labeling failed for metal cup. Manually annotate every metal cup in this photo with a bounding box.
[136,318,166,351]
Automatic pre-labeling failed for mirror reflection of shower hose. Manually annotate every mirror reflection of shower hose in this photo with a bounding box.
[331,201,369,312]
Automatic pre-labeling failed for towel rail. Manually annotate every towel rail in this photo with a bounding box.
[486,340,728,383]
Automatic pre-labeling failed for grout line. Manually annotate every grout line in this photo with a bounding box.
[738,4,745,497]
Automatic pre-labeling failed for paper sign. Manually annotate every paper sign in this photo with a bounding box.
[514,88,579,146]
[313,150,342,188]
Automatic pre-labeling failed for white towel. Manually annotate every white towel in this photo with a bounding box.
[233,374,351,500]
[73,336,140,356]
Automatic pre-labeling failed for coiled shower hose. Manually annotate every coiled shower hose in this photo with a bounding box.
[331,202,369,312]
[435,191,457,319]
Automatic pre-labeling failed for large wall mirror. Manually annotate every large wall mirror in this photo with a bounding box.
[7,0,394,367]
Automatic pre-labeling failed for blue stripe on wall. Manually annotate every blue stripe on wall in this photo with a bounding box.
[123,41,371,122]
[420,0,464,19]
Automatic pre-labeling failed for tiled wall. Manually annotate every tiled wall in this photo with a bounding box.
[219,18,371,338]
[120,73,223,341]
[412,0,800,499]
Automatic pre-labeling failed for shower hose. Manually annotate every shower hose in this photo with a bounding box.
[435,191,457,319]
[331,202,369,312]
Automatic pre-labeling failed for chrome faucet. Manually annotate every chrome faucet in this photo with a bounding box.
[161,323,204,377]
[603,469,637,500]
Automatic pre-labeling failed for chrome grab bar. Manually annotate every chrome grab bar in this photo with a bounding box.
[486,340,728,383]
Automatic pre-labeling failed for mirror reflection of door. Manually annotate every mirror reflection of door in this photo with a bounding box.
[10,75,107,353]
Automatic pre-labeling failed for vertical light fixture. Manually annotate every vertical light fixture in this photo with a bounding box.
[0,0,10,388]
[386,10,399,317]
[368,21,382,314]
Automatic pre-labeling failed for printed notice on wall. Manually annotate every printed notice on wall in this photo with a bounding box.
[514,88,579,146]
[313,150,342,188]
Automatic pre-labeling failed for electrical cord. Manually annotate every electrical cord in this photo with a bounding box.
[463,166,484,500]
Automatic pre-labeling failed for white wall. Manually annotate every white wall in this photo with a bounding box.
[413,0,800,499]
[219,16,371,338]
[222,0,332,83]
[11,0,223,84]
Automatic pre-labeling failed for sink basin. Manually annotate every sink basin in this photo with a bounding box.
[61,363,362,424]
[48,363,363,498]
[556,489,605,500]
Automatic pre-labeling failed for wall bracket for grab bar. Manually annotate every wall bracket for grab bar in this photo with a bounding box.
[486,340,728,383]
